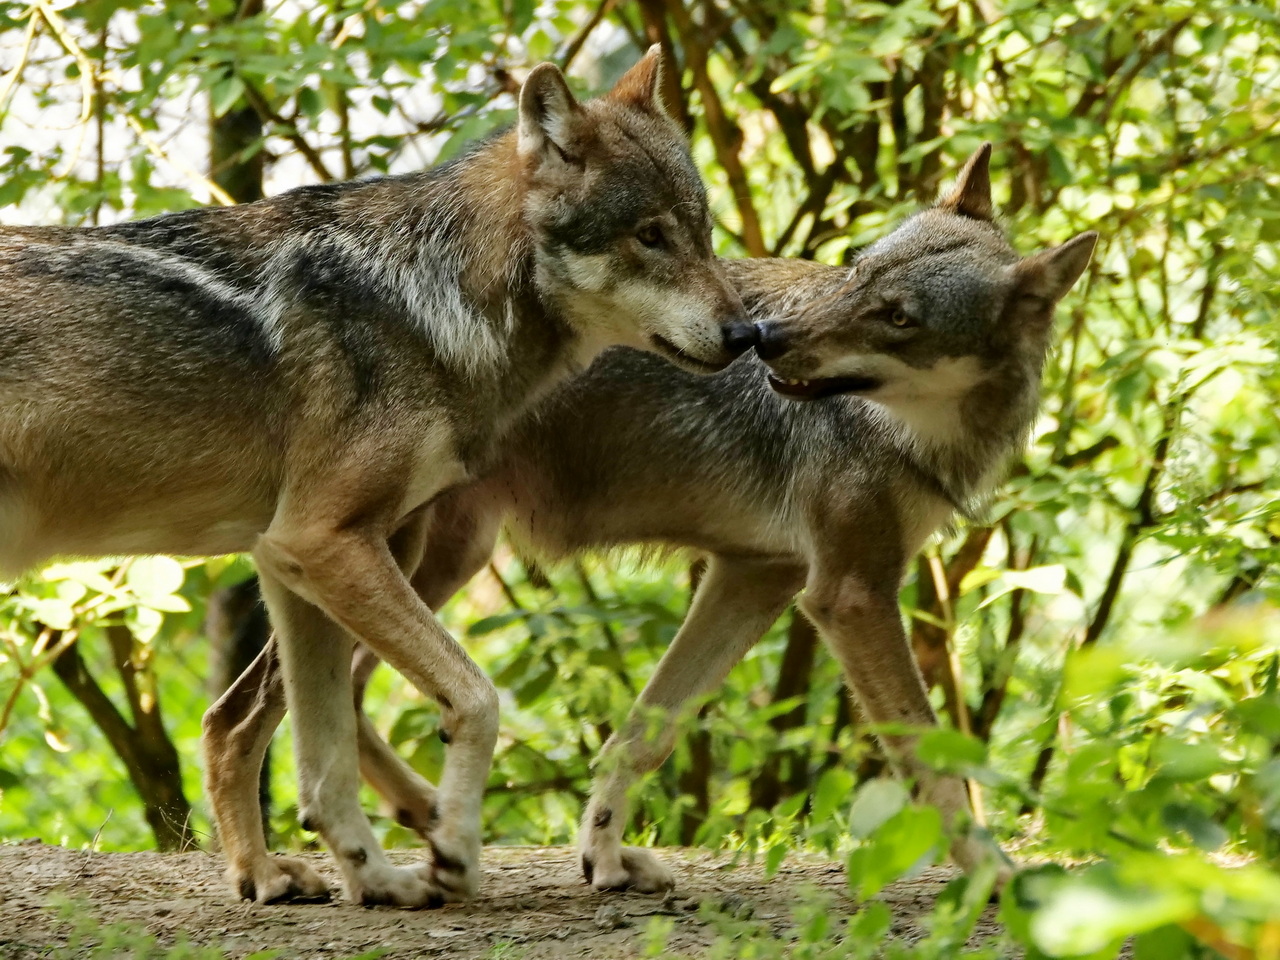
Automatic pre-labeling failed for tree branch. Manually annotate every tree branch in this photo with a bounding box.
[664,0,767,256]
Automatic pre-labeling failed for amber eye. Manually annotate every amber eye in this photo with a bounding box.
[889,307,913,327]
[636,223,666,249]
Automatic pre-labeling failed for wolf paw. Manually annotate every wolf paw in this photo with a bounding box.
[347,862,446,908]
[424,834,480,902]
[582,846,674,893]
[230,855,331,904]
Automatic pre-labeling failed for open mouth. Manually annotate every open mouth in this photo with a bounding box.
[650,334,727,372]
[767,374,882,400]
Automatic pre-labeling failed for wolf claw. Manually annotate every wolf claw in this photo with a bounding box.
[230,856,331,904]
[582,846,674,893]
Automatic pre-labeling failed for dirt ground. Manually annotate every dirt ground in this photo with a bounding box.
[0,840,1002,958]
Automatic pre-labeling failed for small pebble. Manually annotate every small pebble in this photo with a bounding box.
[594,903,629,931]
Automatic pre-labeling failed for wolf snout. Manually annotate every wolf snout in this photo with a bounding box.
[720,321,758,358]
[753,320,789,361]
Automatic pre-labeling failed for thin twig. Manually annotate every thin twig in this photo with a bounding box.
[559,0,618,71]
[240,77,334,182]
[32,0,93,175]
[124,114,235,205]
[0,10,40,121]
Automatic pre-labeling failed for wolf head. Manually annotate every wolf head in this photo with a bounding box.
[517,47,752,372]
[753,144,1096,425]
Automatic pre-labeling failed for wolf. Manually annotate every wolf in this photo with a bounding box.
[0,47,753,906]
[204,144,1095,901]
[202,144,1097,899]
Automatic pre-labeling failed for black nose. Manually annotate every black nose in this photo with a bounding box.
[754,321,789,361]
[721,321,758,358]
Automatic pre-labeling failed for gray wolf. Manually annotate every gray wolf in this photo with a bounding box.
[206,145,1096,898]
[0,47,750,906]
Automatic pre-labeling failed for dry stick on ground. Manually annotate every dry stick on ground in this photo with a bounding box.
[971,524,1036,743]
[911,528,995,728]
[1025,242,1224,799]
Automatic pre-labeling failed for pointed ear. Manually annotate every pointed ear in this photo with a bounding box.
[1015,231,1099,303]
[518,62,583,162]
[939,142,994,220]
[607,44,667,117]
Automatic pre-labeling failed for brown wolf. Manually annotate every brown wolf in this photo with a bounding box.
[203,146,1096,897]
[0,48,752,906]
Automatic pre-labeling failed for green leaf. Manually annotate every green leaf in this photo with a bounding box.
[848,778,909,839]
[1149,739,1226,782]
[846,803,943,899]
[916,729,987,772]
[764,841,787,877]
[209,74,246,118]
[124,556,185,600]
[1029,866,1197,956]
[810,768,855,826]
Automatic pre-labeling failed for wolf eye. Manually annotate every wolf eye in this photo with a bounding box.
[889,307,915,328]
[636,223,666,249]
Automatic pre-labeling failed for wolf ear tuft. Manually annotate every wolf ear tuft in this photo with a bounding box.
[518,62,583,162]
[607,44,667,118]
[939,143,994,220]
[1015,231,1099,303]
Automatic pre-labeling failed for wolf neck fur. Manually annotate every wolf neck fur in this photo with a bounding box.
[302,131,550,381]
[869,357,1041,519]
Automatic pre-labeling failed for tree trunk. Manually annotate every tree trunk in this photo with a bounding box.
[51,631,194,851]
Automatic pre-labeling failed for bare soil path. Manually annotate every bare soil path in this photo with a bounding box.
[0,841,1000,958]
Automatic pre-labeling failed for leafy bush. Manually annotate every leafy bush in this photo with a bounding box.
[2,0,1279,956]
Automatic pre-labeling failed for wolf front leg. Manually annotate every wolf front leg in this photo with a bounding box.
[253,565,452,906]
[202,640,332,903]
[799,535,1011,880]
[355,496,501,836]
[581,556,803,892]
[255,511,497,905]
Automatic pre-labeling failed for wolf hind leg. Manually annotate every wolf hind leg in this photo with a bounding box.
[203,491,499,902]
[202,640,331,903]
[353,645,440,834]
[580,556,802,892]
